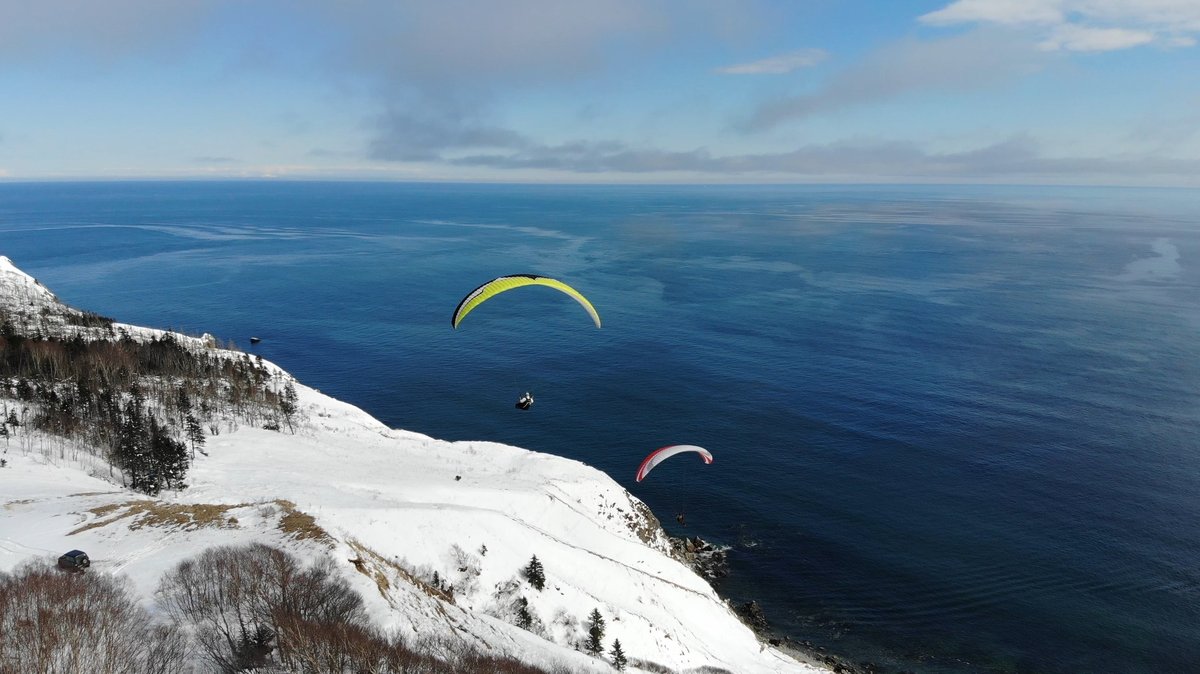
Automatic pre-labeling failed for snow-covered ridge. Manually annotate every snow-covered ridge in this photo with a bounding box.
[0,257,822,673]
[0,254,226,356]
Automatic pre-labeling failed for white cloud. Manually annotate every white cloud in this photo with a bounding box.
[1039,24,1155,51]
[738,30,1044,130]
[715,49,827,75]
[309,0,765,163]
[921,0,1200,51]
[0,0,220,62]
[921,0,1064,26]
[1076,0,1200,31]
[446,133,1200,185]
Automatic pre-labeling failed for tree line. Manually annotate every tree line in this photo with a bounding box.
[1,314,299,495]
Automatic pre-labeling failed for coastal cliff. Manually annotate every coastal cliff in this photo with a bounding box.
[0,256,821,673]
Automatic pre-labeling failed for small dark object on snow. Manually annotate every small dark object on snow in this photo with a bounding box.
[57,549,90,572]
[516,392,533,410]
[249,336,262,344]
[455,475,462,481]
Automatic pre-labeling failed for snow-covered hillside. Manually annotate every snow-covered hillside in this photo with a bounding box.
[0,256,824,673]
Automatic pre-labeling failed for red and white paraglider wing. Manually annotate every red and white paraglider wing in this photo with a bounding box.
[635,444,713,482]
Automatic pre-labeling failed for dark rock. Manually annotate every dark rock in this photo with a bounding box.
[668,535,730,586]
[734,600,769,632]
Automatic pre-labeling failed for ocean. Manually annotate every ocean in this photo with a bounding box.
[2,181,1198,673]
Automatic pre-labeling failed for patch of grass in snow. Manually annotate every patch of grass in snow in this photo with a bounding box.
[87,503,124,517]
[70,501,250,535]
[275,499,333,545]
[347,539,455,606]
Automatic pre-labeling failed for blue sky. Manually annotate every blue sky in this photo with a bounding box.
[2,0,1198,185]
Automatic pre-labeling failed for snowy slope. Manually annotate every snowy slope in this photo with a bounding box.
[0,256,823,673]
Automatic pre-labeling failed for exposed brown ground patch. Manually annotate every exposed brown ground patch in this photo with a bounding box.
[69,501,250,535]
[275,499,332,545]
[66,498,332,544]
[347,538,455,606]
[87,503,123,518]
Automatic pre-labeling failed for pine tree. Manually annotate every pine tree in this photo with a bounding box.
[185,413,204,458]
[586,608,605,656]
[524,555,545,591]
[174,384,191,426]
[610,638,627,671]
[515,596,533,630]
[118,398,155,495]
[280,381,298,433]
[150,416,189,491]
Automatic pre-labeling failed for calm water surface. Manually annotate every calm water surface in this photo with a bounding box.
[2,181,1198,673]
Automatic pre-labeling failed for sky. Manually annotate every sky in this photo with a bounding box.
[2,0,1199,185]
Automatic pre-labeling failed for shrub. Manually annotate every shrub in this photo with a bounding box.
[0,561,189,673]
[157,543,366,672]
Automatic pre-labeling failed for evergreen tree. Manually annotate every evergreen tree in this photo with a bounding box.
[117,396,155,495]
[524,555,545,591]
[185,413,204,458]
[515,596,533,631]
[150,416,189,491]
[174,384,191,426]
[610,638,627,671]
[585,608,605,656]
[280,381,298,433]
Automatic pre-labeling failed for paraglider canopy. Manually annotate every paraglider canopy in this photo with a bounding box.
[635,445,713,482]
[451,275,601,329]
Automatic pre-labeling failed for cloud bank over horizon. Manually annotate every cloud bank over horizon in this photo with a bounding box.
[920,0,1200,51]
[1,0,1198,185]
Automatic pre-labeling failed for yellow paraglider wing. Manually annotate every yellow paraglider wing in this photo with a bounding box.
[451,275,601,329]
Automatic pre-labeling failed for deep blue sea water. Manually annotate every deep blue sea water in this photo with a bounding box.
[2,181,1198,673]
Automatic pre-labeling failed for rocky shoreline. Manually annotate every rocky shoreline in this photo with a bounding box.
[669,534,901,674]
[668,535,730,585]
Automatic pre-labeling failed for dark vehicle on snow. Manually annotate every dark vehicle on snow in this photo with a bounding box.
[57,549,90,571]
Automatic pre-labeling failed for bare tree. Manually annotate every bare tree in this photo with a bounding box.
[156,545,272,673]
[157,543,371,673]
[0,561,190,674]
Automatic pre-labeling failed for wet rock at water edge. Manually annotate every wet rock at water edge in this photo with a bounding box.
[735,600,770,631]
